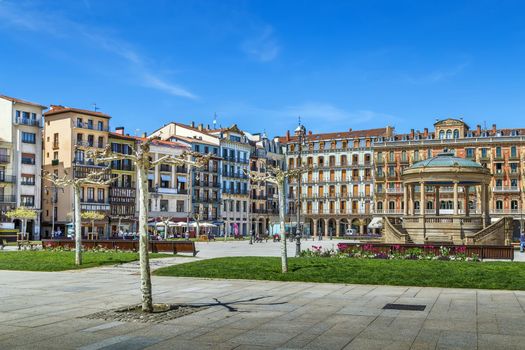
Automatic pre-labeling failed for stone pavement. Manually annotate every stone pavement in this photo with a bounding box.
[2,263,525,350]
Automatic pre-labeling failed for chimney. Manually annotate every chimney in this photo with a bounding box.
[115,127,124,135]
[423,128,429,138]
[207,124,210,130]
[286,130,290,141]
[191,121,195,128]
[385,126,394,137]
[492,124,497,133]
[410,129,415,138]
[476,124,481,134]
[198,123,203,131]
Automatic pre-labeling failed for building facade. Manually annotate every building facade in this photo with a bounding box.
[372,118,525,235]
[281,125,391,237]
[108,128,137,234]
[42,105,111,238]
[0,95,46,238]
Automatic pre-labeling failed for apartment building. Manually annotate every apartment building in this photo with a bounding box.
[108,128,137,234]
[167,135,221,233]
[280,124,390,237]
[372,118,525,234]
[146,139,190,223]
[0,95,46,238]
[247,133,284,235]
[42,105,111,238]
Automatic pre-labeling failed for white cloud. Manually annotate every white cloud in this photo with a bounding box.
[0,0,197,99]
[241,25,280,62]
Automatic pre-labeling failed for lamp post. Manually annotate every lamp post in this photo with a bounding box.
[295,121,306,256]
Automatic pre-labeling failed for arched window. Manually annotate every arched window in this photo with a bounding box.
[446,130,452,139]
[426,201,433,210]
[414,201,420,210]
[453,129,460,139]
[377,201,383,210]
[496,200,503,210]
[389,201,396,210]
[439,130,445,139]
[511,200,519,210]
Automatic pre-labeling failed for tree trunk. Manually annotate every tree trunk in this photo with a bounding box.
[138,166,153,312]
[22,219,27,240]
[91,220,95,237]
[278,181,288,273]
[74,186,82,265]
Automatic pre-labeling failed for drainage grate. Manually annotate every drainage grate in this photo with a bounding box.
[383,303,426,311]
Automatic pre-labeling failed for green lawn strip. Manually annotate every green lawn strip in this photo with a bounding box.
[0,251,173,272]
[154,256,525,290]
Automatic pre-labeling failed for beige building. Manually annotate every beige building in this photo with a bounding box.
[42,105,111,238]
[0,95,46,238]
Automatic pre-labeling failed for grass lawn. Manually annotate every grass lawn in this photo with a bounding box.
[154,256,525,290]
[0,251,172,272]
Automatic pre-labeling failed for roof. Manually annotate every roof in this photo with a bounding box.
[150,122,220,140]
[136,137,189,149]
[410,151,483,169]
[0,95,47,109]
[45,105,111,119]
[279,127,388,143]
[108,132,138,141]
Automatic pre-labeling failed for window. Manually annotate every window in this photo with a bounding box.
[87,119,93,129]
[21,195,35,207]
[87,188,95,201]
[97,189,104,202]
[496,200,503,210]
[176,200,185,212]
[511,163,518,173]
[511,200,519,210]
[21,132,36,144]
[21,153,35,165]
[496,147,502,158]
[98,136,104,148]
[21,174,35,185]
[453,129,460,139]
[466,148,474,158]
[439,130,445,139]
[481,148,488,158]
[446,130,452,139]
[87,135,94,147]
[97,121,104,131]
[511,146,517,158]
[160,200,169,212]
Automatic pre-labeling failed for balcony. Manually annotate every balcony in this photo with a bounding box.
[509,153,520,161]
[0,195,16,203]
[81,201,110,212]
[493,186,520,193]
[153,187,186,195]
[75,122,109,132]
[0,175,15,183]
[386,187,404,194]
[374,209,403,215]
[15,117,42,127]
[222,172,248,179]
[491,209,522,215]
[222,188,248,195]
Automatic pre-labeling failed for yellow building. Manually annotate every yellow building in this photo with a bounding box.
[42,105,111,238]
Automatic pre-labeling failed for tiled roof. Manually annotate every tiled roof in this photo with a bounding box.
[136,137,189,149]
[0,94,47,109]
[108,132,138,141]
[45,105,111,118]
[168,135,218,146]
[279,127,388,143]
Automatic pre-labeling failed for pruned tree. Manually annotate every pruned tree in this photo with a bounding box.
[85,138,210,312]
[44,168,115,266]
[5,207,37,240]
[81,211,106,238]
[157,216,173,239]
[246,166,309,273]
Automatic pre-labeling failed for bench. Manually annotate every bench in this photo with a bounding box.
[255,234,269,243]
[17,240,38,250]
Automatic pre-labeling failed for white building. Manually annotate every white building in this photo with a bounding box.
[0,95,46,238]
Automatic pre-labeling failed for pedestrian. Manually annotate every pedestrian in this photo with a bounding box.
[250,229,255,245]
[520,231,525,253]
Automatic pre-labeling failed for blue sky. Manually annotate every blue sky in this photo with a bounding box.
[2,0,525,137]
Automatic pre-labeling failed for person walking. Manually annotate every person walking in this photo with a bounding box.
[520,231,525,253]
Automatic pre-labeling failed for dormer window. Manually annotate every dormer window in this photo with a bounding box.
[482,132,488,137]
[414,135,420,140]
[467,132,473,137]
[511,130,518,136]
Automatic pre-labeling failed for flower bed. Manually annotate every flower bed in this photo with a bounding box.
[299,243,481,262]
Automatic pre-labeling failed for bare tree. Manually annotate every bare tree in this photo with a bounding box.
[5,207,37,241]
[86,138,209,312]
[81,211,106,238]
[44,169,115,265]
[246,166,308,273]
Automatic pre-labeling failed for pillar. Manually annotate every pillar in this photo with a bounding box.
[403,184,408,215]
[336,219,341,236]
[313,219,318,238]
[420,181,425,216]
[408,184,414,215]
[435,185,440,216]
[464,186,470,217]
[453,181,459,215]
[324,220,329,237]
[360,224,365,235]
[484,184,490,227]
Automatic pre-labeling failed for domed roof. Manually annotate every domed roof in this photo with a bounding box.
[410,151,483,169]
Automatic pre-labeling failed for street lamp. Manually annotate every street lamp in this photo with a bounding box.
[294,121,306,256]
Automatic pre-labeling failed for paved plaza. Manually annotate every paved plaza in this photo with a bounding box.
[1,240,525,349]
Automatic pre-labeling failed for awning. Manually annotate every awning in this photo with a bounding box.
[160,174,171,181]
[368,217,383,229]
[177,176,187,182]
